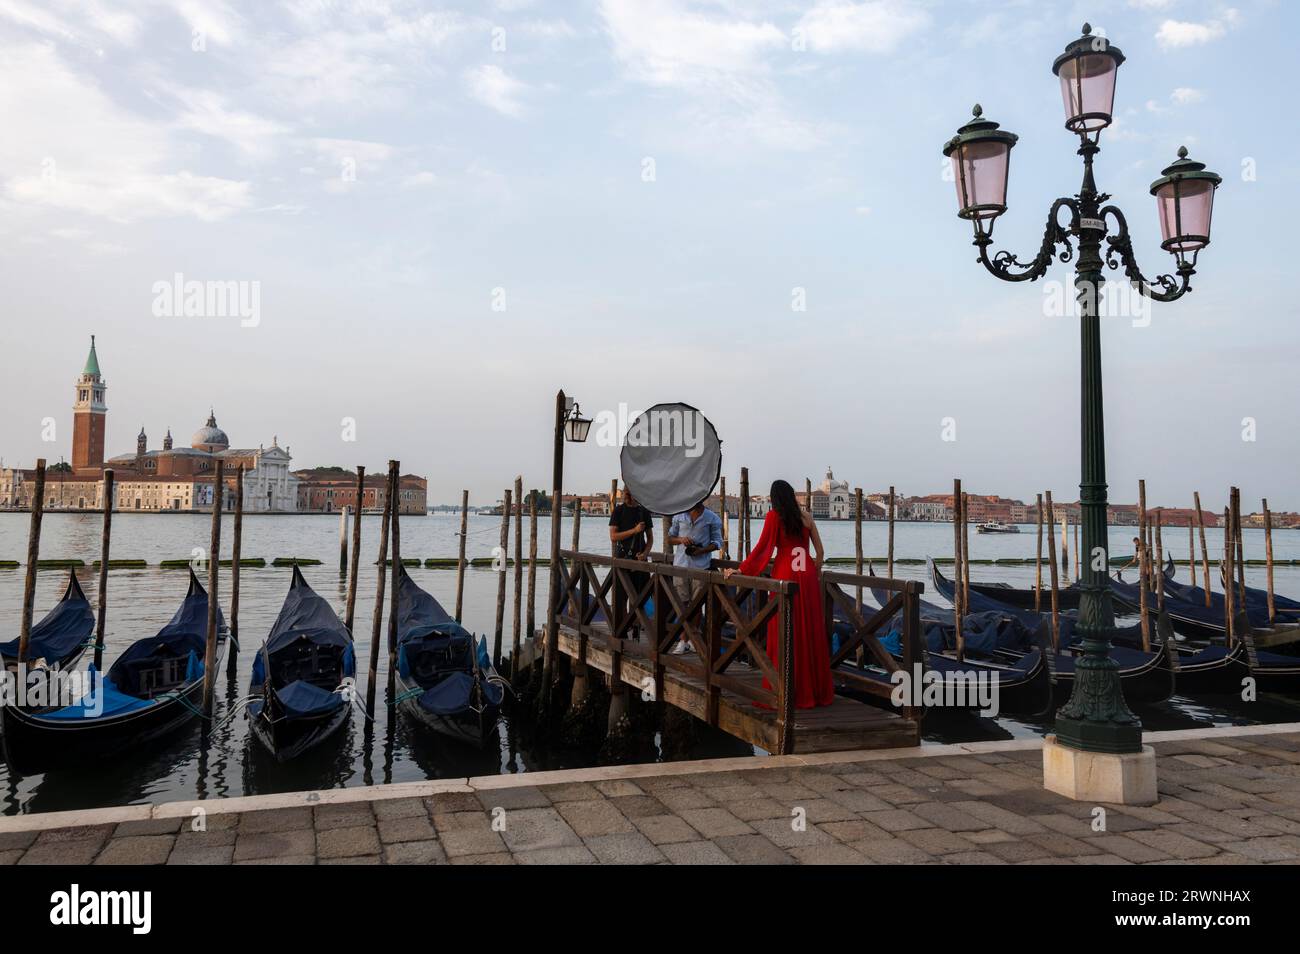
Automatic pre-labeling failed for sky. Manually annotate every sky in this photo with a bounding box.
[0,0,1295,512]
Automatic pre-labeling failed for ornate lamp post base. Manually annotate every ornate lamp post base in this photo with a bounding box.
[1043,735,1158,806]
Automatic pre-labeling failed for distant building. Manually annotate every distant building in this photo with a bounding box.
[294,468,427,515]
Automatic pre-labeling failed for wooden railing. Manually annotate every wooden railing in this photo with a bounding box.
[551,551,926,751]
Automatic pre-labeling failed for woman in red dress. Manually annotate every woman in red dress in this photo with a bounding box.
[725,479,834,709]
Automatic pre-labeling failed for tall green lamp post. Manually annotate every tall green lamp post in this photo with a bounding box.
[942,25,1221,764]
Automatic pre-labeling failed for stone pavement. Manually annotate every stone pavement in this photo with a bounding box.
[5,724,1300,865]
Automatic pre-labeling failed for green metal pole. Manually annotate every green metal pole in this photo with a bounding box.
[1054,146,1143,754]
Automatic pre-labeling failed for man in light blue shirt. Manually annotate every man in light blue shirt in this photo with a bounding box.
[666,501,723,654]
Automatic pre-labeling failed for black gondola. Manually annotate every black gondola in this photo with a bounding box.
[394,568,503,747]
[248,566,356,762]
[1,570,225,772]
[930,561,1175,704]
[966,557,1176,611]
[0,571,93,672]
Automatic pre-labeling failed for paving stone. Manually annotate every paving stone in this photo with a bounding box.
[869,784,931,805]
[713,834,794,865]
[384,840,448,864]
[982,839,1052,863]
[952,800,1047,835]
[911,802,989,832]
[749,817,833,849]
[449,852,515,865]
[660,841,735,864]
[542,782,604,802]
[19,839,104,865]
[0,831,37,851]
[1085,834,1172,864]
[900,828,976,855]
[314,803,376,830]
[556,799,635,837]
[941,851,1008,865]
[234,827,318,861]
[479,786,552,811]
[677,808,753,838]
[962,829,1018,846]
[426,792,482,813]
[166,844,235,865]
[631,814,700,845]
[819,819,892,843]
[585,832,666,864]
[852,837,933,864]
[174,829,237,849]
[34,824,115,846]
[433,810,490,833]
[708,783,766,803]
[94,835,175,865]
[656,787,716,812]
[113,818,184,837]
[792,798,860,823]
[726,798,792,822]
[593,779,644,798]
[824,788,895,813]
[789,843,869,865]
[440,828,507,857]
[1023,831,1103,857]
[1218,837,1300,863]
[373,798,429,820]
[948,778,1003,797]
[317,825,381,859]
[1073,853,1134,865]
[235,855,317,865]
[379,816,436,844]
[321,855,382,865]
[0,850,25,865]
[608,795,667,819]
[499,807,582,853]
[514,846,597,864]
[861,808,933,832]
[239,807,313,834]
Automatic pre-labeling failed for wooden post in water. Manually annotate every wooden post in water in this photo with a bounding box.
[1154,509,1165,612]
[1194,491,1211,605]
[571,494,582,552]
[454,489,469,622]
[365,462,394,716]
[338,506,349,575]
[344,466,364,633]
[1136,528,1151,651]
[542,391,565,718]
[1188,519,1195,589]
[93,468,114,671]
[1034,492,1044,614]
[853,488,864,607]
[201,460,224,718]
[512,476,523,669]
[887,486,896,579]
[1232,487,1247,609]
[230,465,244,662]
[1044,491,1061,652]
[740,467,750,558]
[494,487,511,667]
[961,491,971,612]
[720,476,729,559]
[388,464,402,668]
[1264,498,1276,625]
[805,477,812,513]
[1072,515,1080,583]
[1137,479,1148,587]
[526,492,538,643]
[610,478,617,515]
[1060,512,1069,578]
[16,459,47,664]
[952,479,964,661]
[1222,507,1233,642]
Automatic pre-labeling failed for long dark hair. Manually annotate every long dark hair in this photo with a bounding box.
[768,480,804,537]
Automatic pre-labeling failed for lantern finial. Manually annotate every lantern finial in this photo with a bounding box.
[972,103,983,118]
[1082,22,1091,35]
[1177,145,1188,159]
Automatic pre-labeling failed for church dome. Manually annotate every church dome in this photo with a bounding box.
[192,411,229,451]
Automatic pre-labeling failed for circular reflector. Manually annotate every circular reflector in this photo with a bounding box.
[619,403,722,516]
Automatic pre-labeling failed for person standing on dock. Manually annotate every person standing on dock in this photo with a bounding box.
[609,486,655,635]
[725,480,834,709]
[668,499,723,654]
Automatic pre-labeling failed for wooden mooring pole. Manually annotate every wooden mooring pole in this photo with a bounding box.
[1264,498,1276,625]
[494,487,511,668]
[16,458,46,664]
[338,506,348,575]
[365,461,394,716]
[740,467,750,558]
[388,463,402,671]
[1045,491,1061,653]
[853,488,864,608]
[542,390,565,718]
[512,475,523,672]
[344,466,364,633]
[1233,487,1247,610]
[720,476,729,559]
[952,478,964,662]
[887,486,896,580]
[1137,479,1148,586]
[1154,509,1165,612]
[1034,492,1044,614]
[526,492,538,644]
[961,491,971,612]
[92,468,114,671]
[229,465,243,663]
[454,489,469,622]
[201,460,224,718]
[1223,506,1233,641]
[1194,491,1212,606]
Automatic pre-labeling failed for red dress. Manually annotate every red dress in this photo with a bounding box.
[736,511,834,709]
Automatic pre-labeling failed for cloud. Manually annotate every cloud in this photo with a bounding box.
[0,42,251,222]
[1170,87,1204,105]
[795,0,930,54]
[464,63,528,117]
[165,86,288,160]
[1156,10,1239,49]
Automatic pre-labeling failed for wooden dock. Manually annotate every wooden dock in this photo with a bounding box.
[540,551,923,754]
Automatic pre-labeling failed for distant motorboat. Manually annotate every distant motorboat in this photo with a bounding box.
[976,521,1019,534]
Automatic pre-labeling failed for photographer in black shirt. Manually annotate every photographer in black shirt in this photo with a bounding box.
[609,487,654,634]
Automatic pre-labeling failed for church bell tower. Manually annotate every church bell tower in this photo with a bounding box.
[72,335,107,472]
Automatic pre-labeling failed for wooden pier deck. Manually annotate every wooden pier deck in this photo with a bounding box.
[540,552,924,755]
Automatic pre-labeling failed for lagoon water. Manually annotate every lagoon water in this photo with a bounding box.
[3,512,1299,815]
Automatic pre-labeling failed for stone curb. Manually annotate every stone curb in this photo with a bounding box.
[3,720,1298,834]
